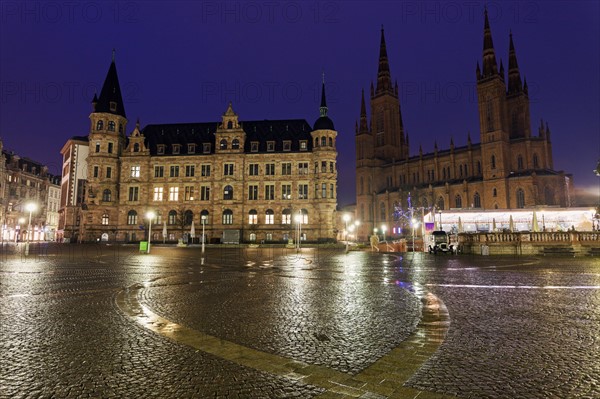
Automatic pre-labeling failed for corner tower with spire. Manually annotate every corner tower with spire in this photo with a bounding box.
[86,51,128,236]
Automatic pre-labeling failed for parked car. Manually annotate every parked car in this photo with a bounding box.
[428,230,455,254]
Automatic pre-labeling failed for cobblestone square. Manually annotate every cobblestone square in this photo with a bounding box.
[1,243,599,398]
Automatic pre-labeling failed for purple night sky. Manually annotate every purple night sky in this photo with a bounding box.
[1,1,598,206]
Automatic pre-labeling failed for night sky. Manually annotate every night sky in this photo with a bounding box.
[1,1,598,207]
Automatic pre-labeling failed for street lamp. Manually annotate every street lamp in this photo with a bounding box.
[24,202,37,256]
[201,214,207,254]
[146,211,155,254]
[295,213,302,250]
[411,218,420,252]
[343,214,351,252]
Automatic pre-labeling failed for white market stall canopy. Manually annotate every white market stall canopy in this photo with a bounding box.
[424,207,596,233]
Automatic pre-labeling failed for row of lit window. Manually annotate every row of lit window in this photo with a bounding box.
[104,181,335,203]
[117,208,310,226]
[155,139,310,155]
[95,120,124,134]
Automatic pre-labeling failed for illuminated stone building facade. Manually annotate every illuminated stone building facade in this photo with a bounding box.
[356,13,573,240]
[0,139,58,241]
[76,59,338,243]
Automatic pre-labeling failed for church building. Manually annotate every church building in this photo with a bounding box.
[355,11,573,240]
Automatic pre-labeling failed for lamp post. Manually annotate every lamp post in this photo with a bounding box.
[146,211,155,254]
[438,210,443,230]
[201,214,207,254]
[295,213,302,250]
[16,217,25,243]
[411,218,420,252]
[343,214,351,252]
[25,202,37,256]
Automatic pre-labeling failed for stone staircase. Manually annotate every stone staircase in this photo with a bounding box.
[542,246,576,257]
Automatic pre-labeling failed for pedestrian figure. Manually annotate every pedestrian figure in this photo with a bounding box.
[370,234,379,252]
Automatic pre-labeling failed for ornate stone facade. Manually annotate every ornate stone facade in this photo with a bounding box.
[355,13,573,240]
[78,61,338,243]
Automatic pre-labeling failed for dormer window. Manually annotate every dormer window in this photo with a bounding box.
[188,144,196,154]
[203,143,211,153]
[110,102,117,112]
[157,145,165,155]
[220,139,227,150]
[232,139,240,149]
[133,143,140,152]
[172,144,180,154]
[227,121,233,129]
[283,141,291,151]
[299,140,307,151]
[96,120,104,131]
[251,142,259,152]
[267,141,275,152]
[108,121,115,131]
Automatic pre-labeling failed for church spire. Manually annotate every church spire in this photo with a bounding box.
[359,89,370,134]
[481,7,499,79]
[375,26,394,96]
[507,32,524,95]
[319,73,328,117]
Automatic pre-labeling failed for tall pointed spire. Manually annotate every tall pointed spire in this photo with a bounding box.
[319,73,328,117]
[93,51,126,117]
[481,7,499,79]
[359,89,369,133]
[507,32,524,95]
[376,26,394,96]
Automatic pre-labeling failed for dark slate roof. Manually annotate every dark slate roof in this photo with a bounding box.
[140,119,314,155]
[313,116,335,131]
[93,61,126,118]
[70,135,89,142]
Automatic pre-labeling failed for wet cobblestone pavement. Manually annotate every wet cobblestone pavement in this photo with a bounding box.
[1,243,599,398]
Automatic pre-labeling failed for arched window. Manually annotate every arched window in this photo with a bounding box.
[127,210,137,225]
[380,202,386,222]
[455,194,462,209]
[96,120,104,130]
[102,213,109,225]
[328,137,333,146]
[300,208,308,224]
[282,208,292,224]
[227,121,233,129]
[222,209,233,224]
[249,233,256,242]
[108,121,115,131]
[517,155,524,170]
[477,161,481,175]
[545,187,555,205]
[491,155,496,169]
[168,210,177,225]
[102,189,112,202]
[320,137,326,147]
[493,188,497,197]
[314,137,319,147]
[223,185,233,200]
[220,139,227,150]
[248,209,258,224]
[437,196,445,210]
[133,143,140,152]
[232,139,240,149]
[265,209,274,224]
[473,192,481,208]
[533,154,539,168]
[516,188,525,208]
[200,210,209,225]
[184,210,193,225]
[511,109,519,134]
[459,165,463,177]
[360,176,364,195]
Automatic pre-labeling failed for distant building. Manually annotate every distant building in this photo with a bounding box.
[355,12,573,240]
[0,138,58,241]
[46,175,61,241]
[57,136,89,242]
[70,58,338,243]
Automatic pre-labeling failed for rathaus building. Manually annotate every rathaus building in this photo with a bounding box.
[356,11,573,239]
[75,59,338,243]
